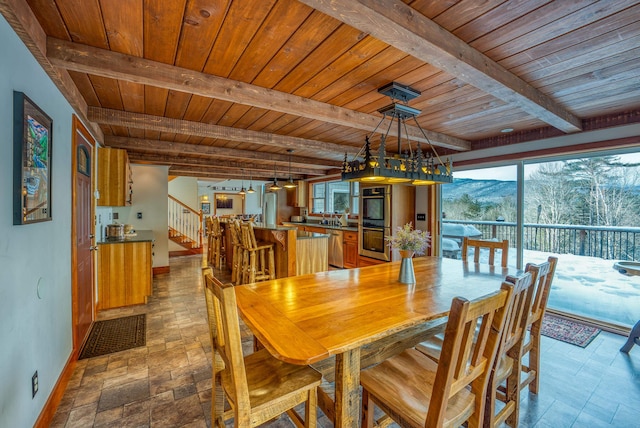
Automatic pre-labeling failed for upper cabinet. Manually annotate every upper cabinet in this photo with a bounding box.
[97,147,132,206]
[286,181,308,207]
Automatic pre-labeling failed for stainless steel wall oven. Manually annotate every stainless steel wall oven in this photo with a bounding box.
[359,185,391,261]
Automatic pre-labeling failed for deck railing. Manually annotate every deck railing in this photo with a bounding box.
[443,219,640,261]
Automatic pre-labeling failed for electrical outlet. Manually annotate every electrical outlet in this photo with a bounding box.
[32,371,38,398]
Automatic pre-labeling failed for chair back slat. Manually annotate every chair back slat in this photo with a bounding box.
[502,271,537,354]
[462,237,509,267]
[526,257,557,323]
[202,269,251,416]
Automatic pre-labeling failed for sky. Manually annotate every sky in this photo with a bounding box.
[453,152,640,181]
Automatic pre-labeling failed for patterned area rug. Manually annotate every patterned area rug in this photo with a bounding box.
[79,314,146,359]
[541,314,601,348]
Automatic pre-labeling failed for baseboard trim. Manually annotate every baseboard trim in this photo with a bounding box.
[34,350,77,428]
[152,265,170,276]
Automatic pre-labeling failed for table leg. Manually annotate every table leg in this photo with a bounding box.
[334,348,361,428]
[620,320,640,353]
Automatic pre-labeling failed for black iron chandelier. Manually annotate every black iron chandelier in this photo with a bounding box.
[341,82,453,185]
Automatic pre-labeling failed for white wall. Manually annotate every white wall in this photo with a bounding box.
[168,176,198,209]
[0,15,77,427]
[112,165,169,268]
[197,179,266,215]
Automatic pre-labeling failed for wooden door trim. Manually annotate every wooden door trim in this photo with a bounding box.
[71,115,96,355]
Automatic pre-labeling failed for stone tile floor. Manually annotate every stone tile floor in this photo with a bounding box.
[51,255,640,427]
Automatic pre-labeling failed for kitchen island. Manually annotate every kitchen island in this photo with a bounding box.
[222,222,330,278]
[296,231,329,275]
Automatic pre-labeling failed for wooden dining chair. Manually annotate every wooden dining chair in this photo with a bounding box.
[484,270,537,428]
[414,271,537,428]
[202,266,227,423]
[519,256,558,394]
[462,237,509,267]
[202,268,322,427]
[360,283,514,428]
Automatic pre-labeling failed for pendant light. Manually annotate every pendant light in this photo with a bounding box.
[269,163,281,191]
[238,169,246,195]
[247,172,255,194]
[284,149,297,189]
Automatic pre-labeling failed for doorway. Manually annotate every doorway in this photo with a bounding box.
[71,116,96,354]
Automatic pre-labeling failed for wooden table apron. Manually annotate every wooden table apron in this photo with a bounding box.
[234,256,515,427]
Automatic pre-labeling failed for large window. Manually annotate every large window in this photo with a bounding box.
[441,152,640,328]
[442,166,517,266]
[311,180,359,215]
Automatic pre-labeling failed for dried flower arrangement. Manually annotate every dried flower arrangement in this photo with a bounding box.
[386,223,431,255]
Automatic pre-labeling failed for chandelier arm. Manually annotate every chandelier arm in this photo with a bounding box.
[401,118,414,157]
[351,114,387,161]
[410,116,447,166]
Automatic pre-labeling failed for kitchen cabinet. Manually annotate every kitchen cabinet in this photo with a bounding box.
[343,231,358,268]
[97,238,152,310]
[286,181,308,207]
[97,147,132,206]
[358,255,386,267]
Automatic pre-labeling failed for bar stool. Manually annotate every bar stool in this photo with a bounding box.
[209,217,225,270]
[228,220,244,285]
[239,222,276,284]
[205,216,215,266]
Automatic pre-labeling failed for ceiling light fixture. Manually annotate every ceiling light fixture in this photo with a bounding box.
[341,82,453,185]
[284,149,297,189]
[269,163,282,191]
[238,169,246,195]
[247,172,255,194]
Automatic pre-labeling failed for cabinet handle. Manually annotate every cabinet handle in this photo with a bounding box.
[90,246,99,251]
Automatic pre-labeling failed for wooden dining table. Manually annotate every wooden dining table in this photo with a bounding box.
[234,256,517,427]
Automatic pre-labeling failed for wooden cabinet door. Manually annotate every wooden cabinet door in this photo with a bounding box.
[98,242,152,310]
[343,231,358,268]
[97,148,131,206]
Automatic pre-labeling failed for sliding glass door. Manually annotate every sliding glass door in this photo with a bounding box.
[442,152,640,328]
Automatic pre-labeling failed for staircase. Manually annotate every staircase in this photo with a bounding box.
[168,195,203,256]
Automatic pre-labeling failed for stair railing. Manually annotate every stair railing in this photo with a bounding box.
[168,195,203,248]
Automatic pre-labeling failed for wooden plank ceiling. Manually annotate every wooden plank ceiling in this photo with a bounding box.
[7,0,640,180]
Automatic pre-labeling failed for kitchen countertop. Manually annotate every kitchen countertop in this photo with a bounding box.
[297,231,329,239]
[285,221,358,232]
[98,230,155,244]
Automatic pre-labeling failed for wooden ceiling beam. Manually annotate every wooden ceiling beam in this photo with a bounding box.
[103,136,342,169]
[168,167,279,181]
[47,37,471,151]
[299,0,583,134]
[89,107,356,155]
[126,152,325,176]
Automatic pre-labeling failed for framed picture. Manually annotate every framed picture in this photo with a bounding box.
[201,202,211,215]
[216,197,233,209]
[13,92,53,225]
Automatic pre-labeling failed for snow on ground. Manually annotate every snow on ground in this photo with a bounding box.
[468,247,640,326]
